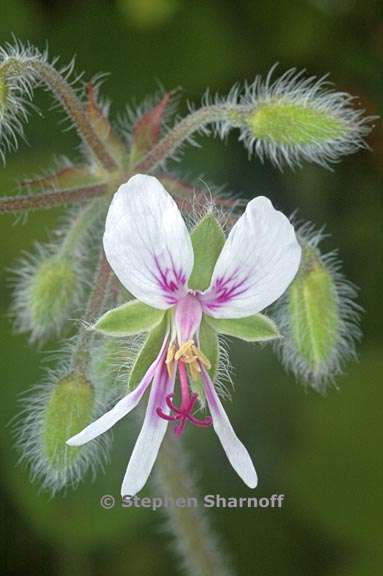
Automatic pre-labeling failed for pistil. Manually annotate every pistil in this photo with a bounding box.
[157,352,213,435]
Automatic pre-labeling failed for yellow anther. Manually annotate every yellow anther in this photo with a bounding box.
[173,340,211,380]
[174,340,194,361]
[182,355,198,364]
[166,342,176,364]
[189,360,201,381]
[165,342,176,377]
[191,344,211,369]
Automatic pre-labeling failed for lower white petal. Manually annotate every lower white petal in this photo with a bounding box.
[201,368,258,488]
[121,362,176,497]
[66,338,168,446]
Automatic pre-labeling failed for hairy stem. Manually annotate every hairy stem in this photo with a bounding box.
[74,252,112,370]
[3,56,117,170]
[0,184,107,213]
[155,434,233,576]
[134,105,231,173]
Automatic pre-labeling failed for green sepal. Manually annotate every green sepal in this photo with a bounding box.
[191,317,220,405]
[128,315,168,390]
[199,316,219,379]
[206,313,280,342]
[93,300,165,337]
[188,214,225,291]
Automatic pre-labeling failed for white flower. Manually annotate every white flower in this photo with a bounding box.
[67,174,301,496]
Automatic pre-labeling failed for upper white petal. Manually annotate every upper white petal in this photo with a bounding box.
[120,362,175,497]
[202,368,258,488]
[201,196,301,318]
[103,174,194,309]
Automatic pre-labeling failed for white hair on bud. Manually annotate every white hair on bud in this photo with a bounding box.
[14,343,111,494]
[0,40,43,161]
[272,221,362,392]
[10,203,101,343]
[207,65,376,169]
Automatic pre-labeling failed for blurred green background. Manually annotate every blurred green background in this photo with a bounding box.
[1,1,382,575]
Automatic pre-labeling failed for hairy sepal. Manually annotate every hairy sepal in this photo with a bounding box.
[19,164,103,193]
[93,300,165,336]
[192,316,220,406]
[206,313,280,342]
[199,316,219,380]
[86,81,126,164]
[128,315,168,390]
[188,213,225,291]
[129,93,172,164]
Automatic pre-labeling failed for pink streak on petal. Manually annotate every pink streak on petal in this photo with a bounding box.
[152,254,188,305]
[174,293,203,341]
[199,270,250,312]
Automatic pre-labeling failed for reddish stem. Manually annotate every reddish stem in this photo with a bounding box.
[0,184,107,214]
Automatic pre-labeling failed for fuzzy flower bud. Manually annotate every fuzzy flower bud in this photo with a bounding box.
[0,42,39,161]
[12,249,82,342]
[42,372,94,472]
[216,67,375,168]
[0,70,8,112]
[273,224,361,391]
[17,370,107,492]
[90,338,132,397]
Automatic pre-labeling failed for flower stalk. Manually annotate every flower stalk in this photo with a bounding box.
[0,183,107,213]
[74,252,113,371]
[134,104,231,172]
[155,434,233,576]
[1,51,118,169]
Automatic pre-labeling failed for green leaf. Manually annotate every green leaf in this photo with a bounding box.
[93,300,165,336]
[188,214,225,291]
[129,315,168,389]
[206,313,280,342]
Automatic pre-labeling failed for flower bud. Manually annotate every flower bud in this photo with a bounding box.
[0,72,8,115]
[220,68,375,168]
[274,225,360,391]
[18,370,105,492]
[13,250,81,342]
[91,338,131,395]
[42,372,94,473]
[0,43,38,160]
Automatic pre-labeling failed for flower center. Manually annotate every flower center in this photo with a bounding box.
[165,339,211,379]
[157,340,212,435]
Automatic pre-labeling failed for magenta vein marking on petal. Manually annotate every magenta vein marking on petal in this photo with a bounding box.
[205,274,250,310]
[152,256,186,301]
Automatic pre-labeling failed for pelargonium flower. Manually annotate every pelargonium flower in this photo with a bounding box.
[67,174,301,496]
